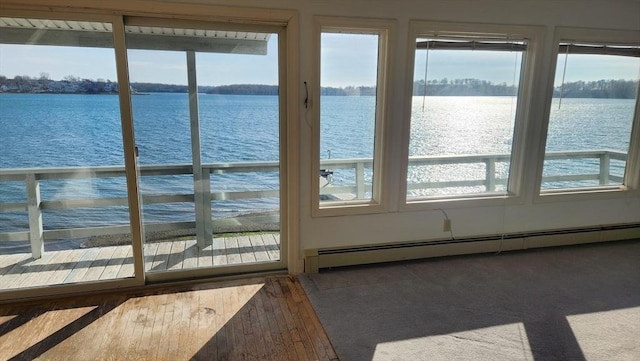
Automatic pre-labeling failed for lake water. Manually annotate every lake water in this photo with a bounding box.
[0,93,635,236]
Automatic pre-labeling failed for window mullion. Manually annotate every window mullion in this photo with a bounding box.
[112,15,146,284]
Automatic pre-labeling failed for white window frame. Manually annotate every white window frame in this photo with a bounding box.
[399,21,544,212]
[311,17,395,217]
[535,27,640,203]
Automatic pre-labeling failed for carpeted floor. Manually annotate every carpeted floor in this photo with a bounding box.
[300,240,640,361]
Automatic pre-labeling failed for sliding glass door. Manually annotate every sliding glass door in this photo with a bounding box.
[0,13,288,296]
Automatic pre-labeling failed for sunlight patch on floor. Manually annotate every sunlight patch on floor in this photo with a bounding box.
[372,322,533,361]
[567,306,640,360]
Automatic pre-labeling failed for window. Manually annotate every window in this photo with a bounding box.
[404,26,532,202]
[313,18,392,214]
[541,36,640,191]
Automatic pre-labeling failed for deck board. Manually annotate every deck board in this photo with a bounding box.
[100,245,131,280]
[152,241,173,272]
[237,235,257,264]
[64,247,101,284]
[82,246,118,281]
[167,240,186,270]
[144,242,159,270]
[0,253,25,276]
[182,239,199,269]
[225,237,242,264]
[0,233,281,290]
[1,253,32,289]
[212,237,227,266]
[262,233,281,261]
[116,246,135,279]
[36,249,77,286]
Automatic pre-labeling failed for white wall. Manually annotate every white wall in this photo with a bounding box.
[286,0,640,262]
[5,0,640,273]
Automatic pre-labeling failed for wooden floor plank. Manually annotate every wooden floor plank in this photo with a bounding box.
[279,278,317,361]
[214,286,228,361]
[96,296,130,358]
[255,282,282,361]
[157,289,176,359]
[192,287,211,361]
[174,291,192,358]
[265,279,299,361]
[291,278,339,361]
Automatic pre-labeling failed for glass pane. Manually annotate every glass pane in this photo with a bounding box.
[126,24,280,272]
[407,38,524,199]
[198,35,281,264]
[320,32,379,203]
[542,45,639,190]
[0,17,133,290]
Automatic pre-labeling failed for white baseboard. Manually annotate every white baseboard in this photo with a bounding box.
[304,223,640,273]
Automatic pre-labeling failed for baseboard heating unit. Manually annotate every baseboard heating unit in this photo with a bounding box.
[304,223,640,273]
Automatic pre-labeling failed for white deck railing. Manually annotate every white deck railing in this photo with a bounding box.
[0,149,627,258]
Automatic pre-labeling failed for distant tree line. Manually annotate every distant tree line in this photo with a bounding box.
[1,75,637,98]
[129,82,188,93]
[205,84,278,95]
[321,86,376,96]
[0,74,118,94]
[413,78,518,96]
[412,78,638,99]
[552,79,638,99]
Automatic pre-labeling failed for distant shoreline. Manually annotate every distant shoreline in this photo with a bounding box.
[2,76,636,98]
[0,92,636,99]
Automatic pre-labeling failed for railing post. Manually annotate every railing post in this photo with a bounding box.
[356,162,365,199]
[202,170,213,243]
[485,158,496,192]
[26,173,44,259]
[599,152,610,185]
[187,51,212,248]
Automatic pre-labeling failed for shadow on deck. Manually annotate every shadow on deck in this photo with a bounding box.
[0,232,281,290]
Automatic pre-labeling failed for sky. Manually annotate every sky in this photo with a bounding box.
[1,34,639,87]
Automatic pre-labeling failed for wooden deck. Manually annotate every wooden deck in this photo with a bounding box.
[0,275,339,361]
[0,233,280,290]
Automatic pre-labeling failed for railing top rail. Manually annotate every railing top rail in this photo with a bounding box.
[0,149,628,180]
